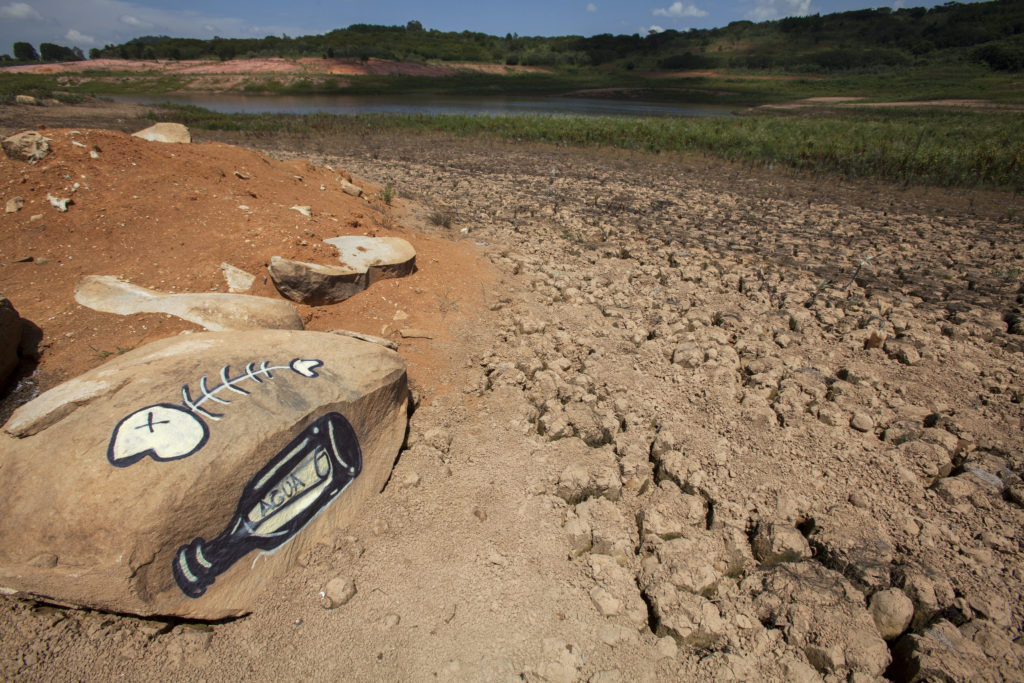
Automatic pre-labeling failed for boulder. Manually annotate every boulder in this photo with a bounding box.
[14,95,37,105]
[131,123,192,144]
[2,131,51,163]
[0,330,408,619]
[269,236,416,305]
[5,196,24,214]
[75,275,302,331]
[0,296,22,384]
[268,257,367,306]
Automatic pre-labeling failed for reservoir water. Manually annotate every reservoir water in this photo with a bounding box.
[113,93,735,118]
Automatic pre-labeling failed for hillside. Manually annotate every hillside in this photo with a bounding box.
[68,0,1024,73]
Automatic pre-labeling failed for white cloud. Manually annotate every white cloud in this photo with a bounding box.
[647,25,666,33]
[586,3,597,12]
[0,2,42,20]
[746,0,812,21]
[66,28,95,45]
[119,14,151,28]
[892,0,905,8]
[653,2,708,19]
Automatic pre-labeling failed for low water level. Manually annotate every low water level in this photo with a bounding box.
[113,93,734,118]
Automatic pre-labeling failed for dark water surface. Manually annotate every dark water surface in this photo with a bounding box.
[113,93,735,118]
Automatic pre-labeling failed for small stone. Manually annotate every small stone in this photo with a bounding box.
[339,179,363,197]
[656,635,678,659]
[220,262,256,293]
[5,196,24,213]
[372,518,389,535]
[850,412,874,433]
[590,586,622,617]
[383,613,400,629]
[2,131,50,163]
[752,522,812,565]
[291,205,313,217]
[870,588,914,640]
[320,577,356,608]
[400,472,421,488]
[47,194,72,212]
[849,489,872,508]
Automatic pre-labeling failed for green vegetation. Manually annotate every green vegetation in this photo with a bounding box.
[0,73,84,104]
[156,105,1024,192]
[84,1,1024,74]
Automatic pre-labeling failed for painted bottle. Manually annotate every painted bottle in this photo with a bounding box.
[173,412,362,598]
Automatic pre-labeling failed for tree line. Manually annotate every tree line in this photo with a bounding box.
[5,1,1023,72]
[2,41,84,63]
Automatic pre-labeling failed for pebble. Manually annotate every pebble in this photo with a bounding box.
[320,577,356,609]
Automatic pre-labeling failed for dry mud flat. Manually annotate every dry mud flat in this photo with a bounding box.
[2,120,1024,681]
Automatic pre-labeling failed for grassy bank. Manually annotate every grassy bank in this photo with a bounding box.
[159,105,1024,192]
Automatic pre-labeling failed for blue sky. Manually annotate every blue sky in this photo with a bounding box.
[1,0,967,55]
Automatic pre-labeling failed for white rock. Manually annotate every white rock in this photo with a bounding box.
[131,123,191,144]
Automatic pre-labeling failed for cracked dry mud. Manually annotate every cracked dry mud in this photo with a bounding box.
[2,112,1023,681]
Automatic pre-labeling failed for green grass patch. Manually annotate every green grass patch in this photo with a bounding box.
[0,73,85,104]
[157,104,1024,192]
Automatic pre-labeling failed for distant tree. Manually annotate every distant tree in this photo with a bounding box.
[13,42,38,61]
[407,20,423,32]
[975,42,1024,71]
[40,42,79,62]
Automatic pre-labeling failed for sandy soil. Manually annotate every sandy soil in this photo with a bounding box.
[1,104,1023,681]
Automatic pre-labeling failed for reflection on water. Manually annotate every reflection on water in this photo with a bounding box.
[113,93,734,118]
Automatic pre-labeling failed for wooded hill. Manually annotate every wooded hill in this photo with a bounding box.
[27,0,1024,72]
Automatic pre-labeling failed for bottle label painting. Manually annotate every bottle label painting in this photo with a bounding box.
[173,411,362,598]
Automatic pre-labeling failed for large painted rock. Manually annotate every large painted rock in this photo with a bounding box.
[75,275,303,331]
[269,236,416,305]
[0,330,408,619]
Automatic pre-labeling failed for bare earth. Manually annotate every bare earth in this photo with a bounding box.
[1,102,1023,681]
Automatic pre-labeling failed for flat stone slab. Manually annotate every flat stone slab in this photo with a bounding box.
[0,330,408,619]
[325,236,416,285]
[75,275,303,331]
[131,123,191,144]
[269,236,416,305]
